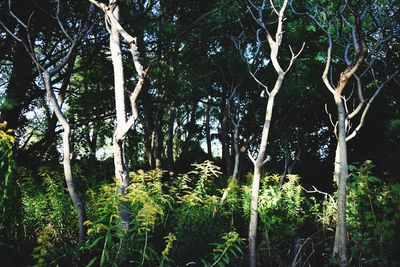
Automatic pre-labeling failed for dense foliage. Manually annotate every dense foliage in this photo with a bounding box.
[0,0,399,266]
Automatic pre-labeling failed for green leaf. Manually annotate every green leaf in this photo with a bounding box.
[367,176,380,183]
[85,257,98,267]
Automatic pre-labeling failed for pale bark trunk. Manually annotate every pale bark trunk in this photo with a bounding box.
[110,3,130,228]
[232,126,240,180]
[333,95,349,267]
[87,127,97,162]
[249,163,262,267]
[43,72,87,244]
[245,3,297,266]
[248,92,277,267]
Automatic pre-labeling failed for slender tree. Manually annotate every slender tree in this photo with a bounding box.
[0,0,93,248]
[89,0,149,228]
[236,1,304,265]
[291,0,399,265]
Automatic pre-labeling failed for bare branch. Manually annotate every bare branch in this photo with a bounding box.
[8,0,27,28]
[346,70,399,141]
[284,42,305,73]
[56,0,73,42]
[89,0,148,141]
[248,150,256,164]
[322,24,336,94]
[325,103,336,128]
[269,0,279,16]
[347,74,364,119]
[335,13,368,96]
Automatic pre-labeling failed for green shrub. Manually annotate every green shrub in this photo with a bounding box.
[347,161,400,266]
[0,122,20,261]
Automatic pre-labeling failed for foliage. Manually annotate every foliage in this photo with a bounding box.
[308,160,400,266]
[32,224,57,267]
[21,167,77,243]
[0,0,399,265]
[82,163,224,266]
[256,174,306,266]
[0,122,19,260]
[347,161,400,266]
[201,231,245,267]
[19,167,77,265]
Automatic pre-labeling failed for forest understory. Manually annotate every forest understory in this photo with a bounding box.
[0,0,399,266]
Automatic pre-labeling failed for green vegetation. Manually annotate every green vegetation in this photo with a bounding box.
[0,157,398,266]
[0,0,399,266]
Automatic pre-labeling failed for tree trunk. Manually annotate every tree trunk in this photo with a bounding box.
[109,3,130,228]
[333,95,349,267]
[232,126,240,180]
[154,108,164,169]
[141,88,155,168]
[43,71,87,245]
[248,92,277,267]
[220,124,240,205]
[205,98,212,156]
[220,97,232,175]
[87,126,97,163]
[249,163,262,267]
[167,107,175,177]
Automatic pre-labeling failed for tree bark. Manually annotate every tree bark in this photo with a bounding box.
[43,71,87,245]
[109,2,131,229]
[248,92,277,267]
[249,162,262,267]
[232,125,240,180]
[245,2,301,265]
[90,0,148,229]
[333,95,349,267]
[220,122,240,205]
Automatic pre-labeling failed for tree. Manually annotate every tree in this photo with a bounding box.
[236,1,304,265]
[0,0,94,250]
[291,0,400,265]
[89,0,150,229]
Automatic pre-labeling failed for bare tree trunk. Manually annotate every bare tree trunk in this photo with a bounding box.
[332,142,340,257]
[232,126,240,180]
[3,0,95,255]
[279,155,289,187]
[43,72,87,245]
[248,92,277,267]
[243,2,304,265]
[90,0,148,229]
[109,3,130,229]
[249,162,262,267]
[333,95,349,267]
[142,91,155,168]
